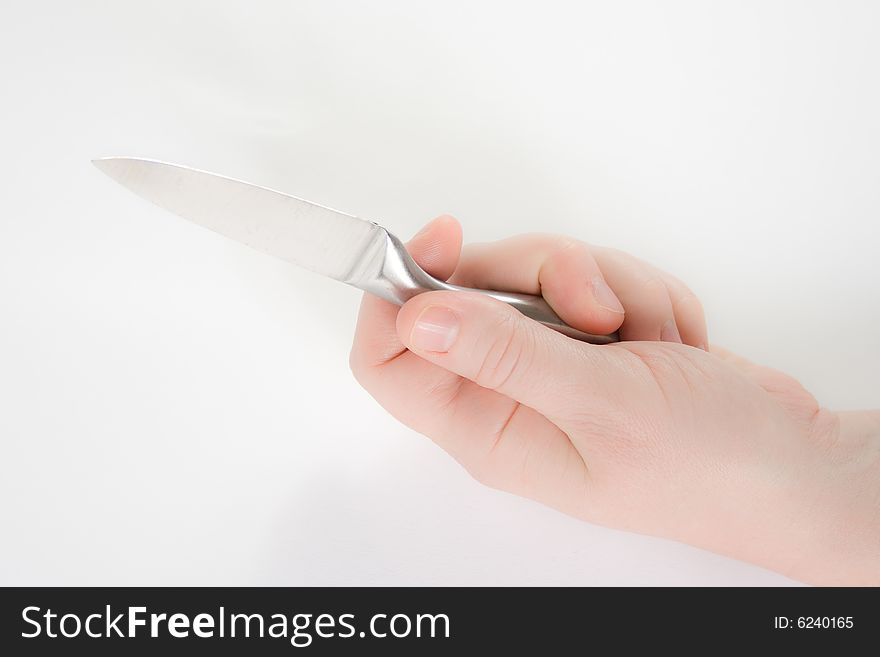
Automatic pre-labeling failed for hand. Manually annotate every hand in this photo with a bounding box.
[349,215,880,585]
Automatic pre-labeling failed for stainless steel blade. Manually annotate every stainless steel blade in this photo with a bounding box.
[93,157,384,283]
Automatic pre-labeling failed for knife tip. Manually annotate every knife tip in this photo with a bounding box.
[91,156,116,172]
[91,156,141,179]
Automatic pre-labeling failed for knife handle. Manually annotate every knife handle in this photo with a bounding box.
[356,229,619,345]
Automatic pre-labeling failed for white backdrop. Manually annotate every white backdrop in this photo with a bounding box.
[1,1,877,585]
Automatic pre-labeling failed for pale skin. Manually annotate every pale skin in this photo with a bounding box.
[349,215,880,585]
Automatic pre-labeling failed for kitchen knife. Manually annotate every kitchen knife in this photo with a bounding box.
[93,157,618,345]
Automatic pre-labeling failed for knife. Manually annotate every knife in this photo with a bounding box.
[93,157,618,345]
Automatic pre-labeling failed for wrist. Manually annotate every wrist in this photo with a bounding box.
[793,409,880,585]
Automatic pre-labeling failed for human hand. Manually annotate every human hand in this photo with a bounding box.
[349,215,880,585]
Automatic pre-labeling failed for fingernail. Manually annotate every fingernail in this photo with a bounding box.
[411,306,460,352]
[661,319,682,343]
[698,342,708,352]
[591,276,625,314]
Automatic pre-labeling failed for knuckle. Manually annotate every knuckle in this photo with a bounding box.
[599,247,638,272]
[348,342,382,388]
[466,451,511,492]
[466,458,497,488]
[473,313,532,391]
[525,233,584,257]
[640,274,668,298]
[675,292,705,319]
[547,235,589,262]
[552,235,581,252]
[348,346,366,384]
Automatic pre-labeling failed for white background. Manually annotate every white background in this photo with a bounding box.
[1,1,877,585]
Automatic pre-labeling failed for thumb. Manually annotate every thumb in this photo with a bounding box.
[395,290,629,421]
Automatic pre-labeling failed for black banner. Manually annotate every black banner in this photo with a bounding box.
[0,587,875,654]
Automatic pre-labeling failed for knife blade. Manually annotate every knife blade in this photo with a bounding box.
[92,157,383,283]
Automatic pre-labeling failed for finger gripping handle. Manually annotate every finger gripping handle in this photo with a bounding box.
[355,229,619,345]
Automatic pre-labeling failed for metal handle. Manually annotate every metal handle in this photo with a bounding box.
[354,228,619,345]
